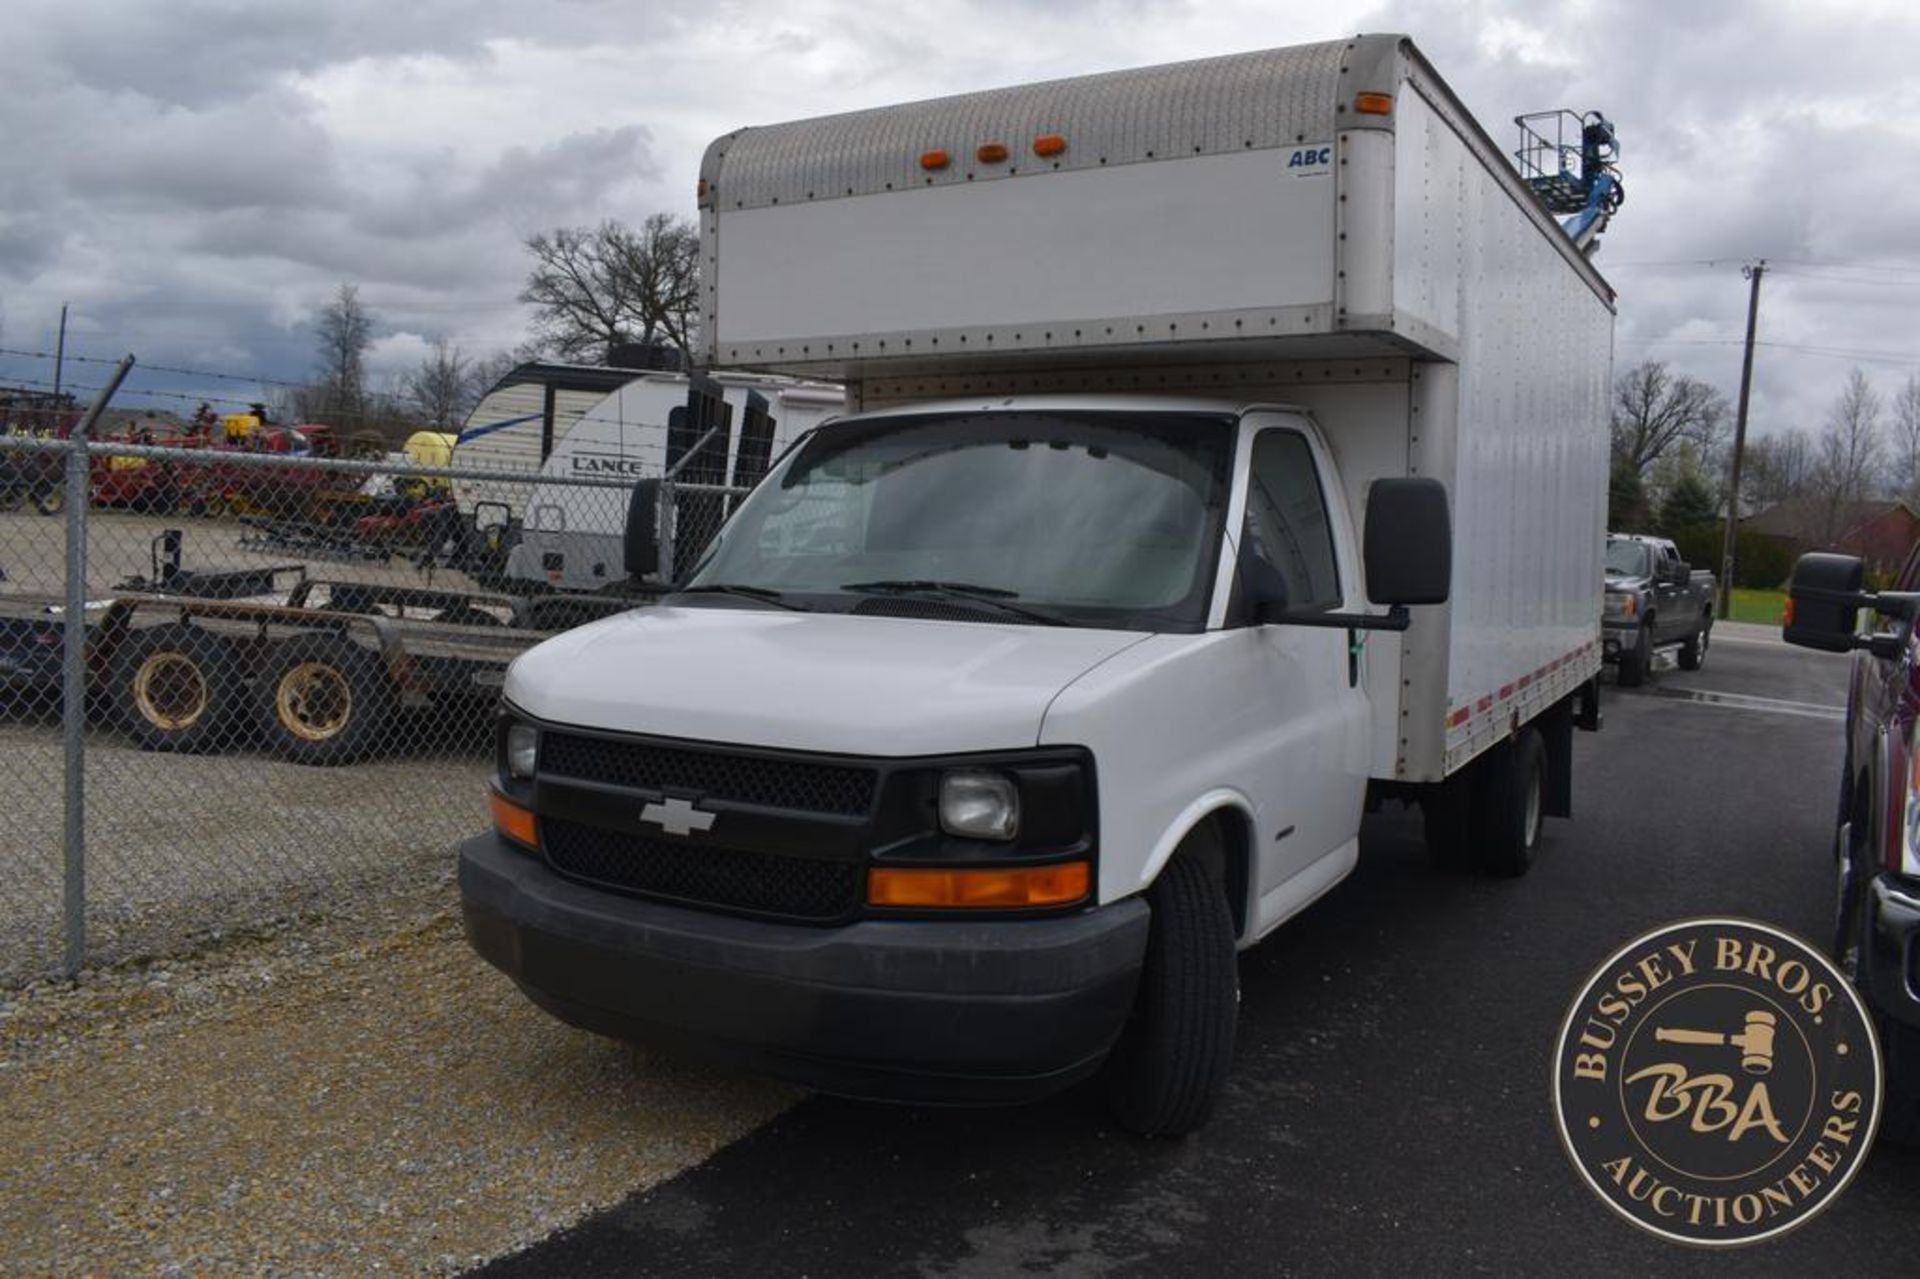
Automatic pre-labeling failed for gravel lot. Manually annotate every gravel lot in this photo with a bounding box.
[0,719,495,985]
[0,874,795,1273]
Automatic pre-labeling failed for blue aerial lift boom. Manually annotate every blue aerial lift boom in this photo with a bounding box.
[1513,110,1624,252]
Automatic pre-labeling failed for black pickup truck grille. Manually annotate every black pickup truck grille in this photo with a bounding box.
[541,817,862,922]
[541,732,877,818]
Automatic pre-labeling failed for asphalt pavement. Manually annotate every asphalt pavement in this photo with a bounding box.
[476,630,1920,1277]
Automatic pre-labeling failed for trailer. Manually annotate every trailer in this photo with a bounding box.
[449,363,642,526]
[511,371,842,590]
[1,530,645,764]
[461,34,1616,1134]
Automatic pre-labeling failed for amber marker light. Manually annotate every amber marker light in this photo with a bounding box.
[976,143,1009,163]
[868,862,1091,909]
[1782,598,1795,626]
[1355,92,1394,115]
[489,789,539,851]
[920,149,952,170]
[1032,134,1067,157]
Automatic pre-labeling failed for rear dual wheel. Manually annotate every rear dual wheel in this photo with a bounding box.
[1422,726,1547,878]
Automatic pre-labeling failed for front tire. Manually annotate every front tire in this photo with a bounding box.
[1617,621,1651,687]
[1104,832,1239,1137]
[111,624,244,752]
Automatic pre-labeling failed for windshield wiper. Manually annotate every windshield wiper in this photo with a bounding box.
[672,583,808,612]
[839,579,1071,626]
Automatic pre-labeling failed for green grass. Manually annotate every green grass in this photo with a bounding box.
[1727,588,1787,626]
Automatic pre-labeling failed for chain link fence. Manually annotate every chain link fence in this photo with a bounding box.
[0,426,744,983]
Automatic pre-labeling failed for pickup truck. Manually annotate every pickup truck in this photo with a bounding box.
[1602,533,1717,685]
[1783,546,1920,1143]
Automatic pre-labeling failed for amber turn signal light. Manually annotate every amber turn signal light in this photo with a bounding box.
[868,862,1090,909]
[1355,92,1393,115]
[920,149,951,171]
[1031,134,1067,158]
[490,789,539,851]
[976,143,1009,164]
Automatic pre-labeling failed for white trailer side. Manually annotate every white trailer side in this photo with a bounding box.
[450,363,643,522]
[511,372,843,589]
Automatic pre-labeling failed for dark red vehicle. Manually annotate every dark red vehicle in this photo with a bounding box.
[1784,544,1920,1142]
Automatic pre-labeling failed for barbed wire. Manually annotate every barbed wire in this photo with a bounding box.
[0,345,306,389]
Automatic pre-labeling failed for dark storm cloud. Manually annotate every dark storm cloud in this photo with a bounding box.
[0,0,1912,433]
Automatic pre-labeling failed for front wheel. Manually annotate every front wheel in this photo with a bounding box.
[1103,831,1239,1137]
[1616,622,1651,687]
[110,624,244,752]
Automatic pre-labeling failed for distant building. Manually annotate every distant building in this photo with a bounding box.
[1743,497,1920,576]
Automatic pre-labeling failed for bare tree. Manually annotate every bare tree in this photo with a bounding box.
[314,282,375,423]
[1743,428,1815,507]
[1891,372,1920,505]
[406,338,475,430]
[519,215,700,364]
[1811,368,1886,541]
[1610,361,1731,476]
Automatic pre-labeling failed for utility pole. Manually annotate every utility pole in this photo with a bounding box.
[51,303,68,401]
[1717,261,1765,619]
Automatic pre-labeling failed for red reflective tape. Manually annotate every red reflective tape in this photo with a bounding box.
[1447,707,1471,727]
[1477,696,1494,712]
[1518,674,1533,689]
[1499,683,1515,699]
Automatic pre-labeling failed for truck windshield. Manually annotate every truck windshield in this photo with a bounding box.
[685,410,1236,630]
[1605,541,1651,577]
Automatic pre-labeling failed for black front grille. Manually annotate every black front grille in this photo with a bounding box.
[542,817,861,921]
[540,733,877,817]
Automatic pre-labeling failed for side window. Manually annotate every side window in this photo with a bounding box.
[1244,429,1340,611]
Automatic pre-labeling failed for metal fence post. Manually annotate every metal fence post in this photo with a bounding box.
[60,355,135,977]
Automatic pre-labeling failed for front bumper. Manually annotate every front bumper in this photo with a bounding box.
[1862,873,1920,1032]
[1600,619,1642,658]
[458,832,1150,1103]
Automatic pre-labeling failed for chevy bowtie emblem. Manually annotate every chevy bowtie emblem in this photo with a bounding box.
[640,796,717,837]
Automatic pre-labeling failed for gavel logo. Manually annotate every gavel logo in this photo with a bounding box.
[1653,1009,1778,1076]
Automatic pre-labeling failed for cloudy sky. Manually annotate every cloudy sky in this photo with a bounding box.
[1,0,1916,440]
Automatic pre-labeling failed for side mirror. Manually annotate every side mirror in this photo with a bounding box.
[1784,552,1864,652]
[625,479,661,582]
[1364,478,1451,606]
[1664,561,1690,585]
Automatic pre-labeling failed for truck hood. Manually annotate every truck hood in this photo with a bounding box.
[1603,573,1647,590]
[504,604,1151,755]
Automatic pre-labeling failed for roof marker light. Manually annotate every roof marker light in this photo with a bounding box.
[1355,92,1393,115]
[920,149,952,171]
[1032,134,1068,157]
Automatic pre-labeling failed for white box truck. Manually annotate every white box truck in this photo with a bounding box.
[461,33,1613,1135]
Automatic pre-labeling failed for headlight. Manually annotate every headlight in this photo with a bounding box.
[505,722,539,780]
[939,769,1020,841]
[1604,592,1637,619]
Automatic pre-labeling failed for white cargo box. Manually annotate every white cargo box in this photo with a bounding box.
[699,34,1612,385]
